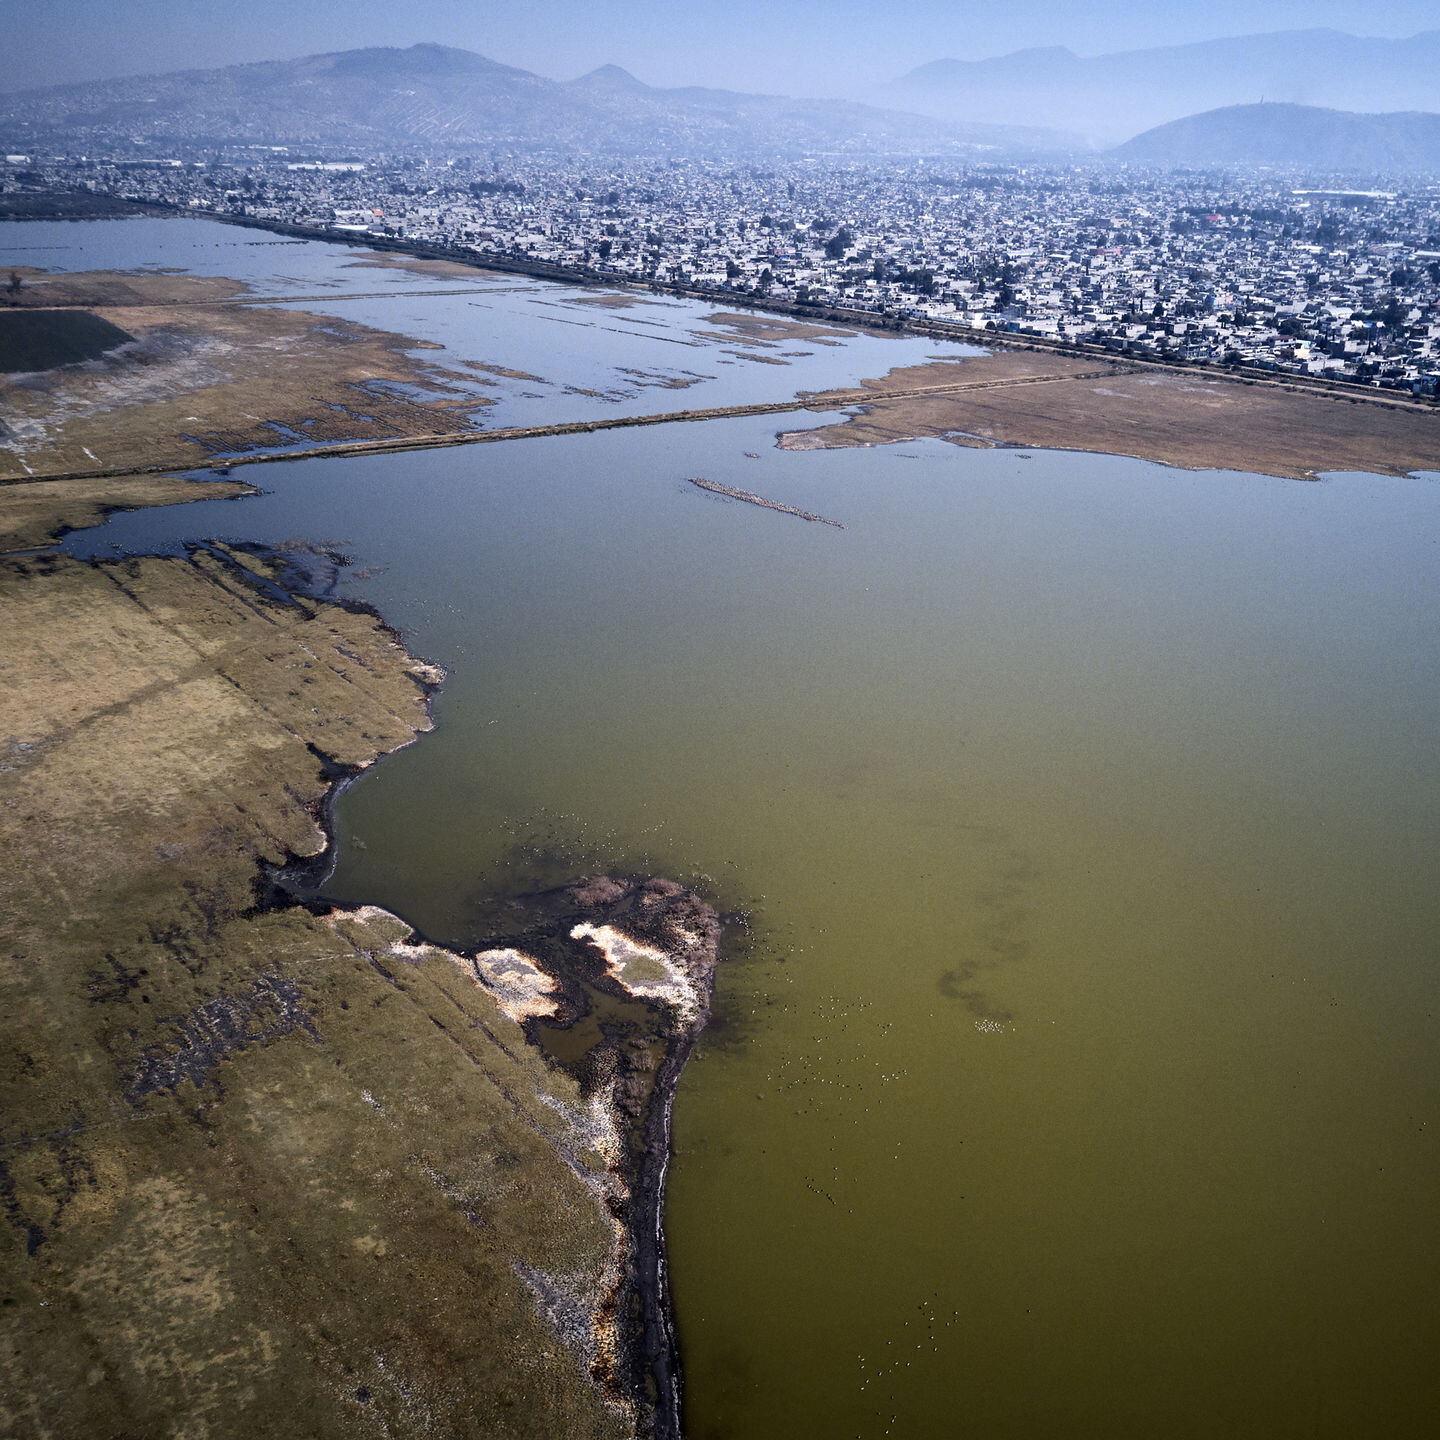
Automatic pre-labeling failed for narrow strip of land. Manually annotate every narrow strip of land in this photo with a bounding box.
[0,370,1120,487]
[687,477,845,527]
[120,284,503,308]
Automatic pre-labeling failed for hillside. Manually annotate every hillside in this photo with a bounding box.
[878,28,1440,145]
[1112,103,1440,173]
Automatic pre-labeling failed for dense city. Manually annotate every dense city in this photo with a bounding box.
[7,148,1440,392]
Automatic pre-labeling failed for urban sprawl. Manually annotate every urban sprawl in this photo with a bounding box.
[8,150,1440,393]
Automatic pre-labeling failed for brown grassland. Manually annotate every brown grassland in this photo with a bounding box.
[0,529,632,1438]
[783,352,1440,480]
[0,269,490,485]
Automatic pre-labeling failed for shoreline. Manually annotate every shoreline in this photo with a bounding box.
[0,530,706,1437]
[272,870,721,1440]
[293,877,721,1440]
[100,200,1440,416]
[254,541,720,1437]
[634,989,707,1440]
[471,877,724,1439]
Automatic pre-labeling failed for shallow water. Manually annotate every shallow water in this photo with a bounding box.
[6,215,973,430]
[34,219,1440,1439]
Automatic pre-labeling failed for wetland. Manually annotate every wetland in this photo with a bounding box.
[4,215,1439,1440]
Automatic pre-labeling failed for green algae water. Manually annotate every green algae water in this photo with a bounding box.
[41,222,1440,1440]
[81,431,1440,1440]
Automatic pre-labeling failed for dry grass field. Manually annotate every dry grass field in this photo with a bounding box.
[0,269,490,483]
[782,352,1440,480]
[0,539,635,1439]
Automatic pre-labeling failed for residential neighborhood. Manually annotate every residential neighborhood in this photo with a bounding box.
[7,148,1440,391]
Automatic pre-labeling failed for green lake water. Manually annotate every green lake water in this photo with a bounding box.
[34,219,1440,1439]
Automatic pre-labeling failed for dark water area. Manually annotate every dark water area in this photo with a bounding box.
[0,307,134,372]
[34,219,1440,1439]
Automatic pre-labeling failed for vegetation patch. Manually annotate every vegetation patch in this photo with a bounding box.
[0,269,493,481]
[0,541,647,1438]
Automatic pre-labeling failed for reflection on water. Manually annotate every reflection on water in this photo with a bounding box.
[38,220,1440,1440]
[7,215,977,434]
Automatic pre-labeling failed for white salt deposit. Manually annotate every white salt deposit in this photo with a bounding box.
[569,922,701,1024]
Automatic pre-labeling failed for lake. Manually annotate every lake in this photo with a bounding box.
[20,217,1440,1440]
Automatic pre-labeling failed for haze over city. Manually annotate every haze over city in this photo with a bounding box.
[12,0,1440,96]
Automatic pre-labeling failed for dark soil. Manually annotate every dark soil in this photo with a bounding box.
[0,308,134,372]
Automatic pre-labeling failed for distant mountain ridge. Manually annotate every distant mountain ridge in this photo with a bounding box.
[879,28,1440,144]
[1112,103,1440,173]
[0,43,1079,159]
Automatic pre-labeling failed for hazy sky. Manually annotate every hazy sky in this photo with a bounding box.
[9,0,1440,95]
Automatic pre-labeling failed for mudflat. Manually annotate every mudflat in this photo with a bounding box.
[0,268,489,482]
[699,310,861,348]
[781,352,1440,480]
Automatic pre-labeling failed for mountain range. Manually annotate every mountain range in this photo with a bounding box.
[878,28,1440,145]
[4,33,1438,172]
[0,44,1077,159]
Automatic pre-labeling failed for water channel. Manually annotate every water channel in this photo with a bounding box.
[17,218,1440,1438]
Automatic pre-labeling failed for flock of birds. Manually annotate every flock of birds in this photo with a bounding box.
[469,809,1010,1436]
